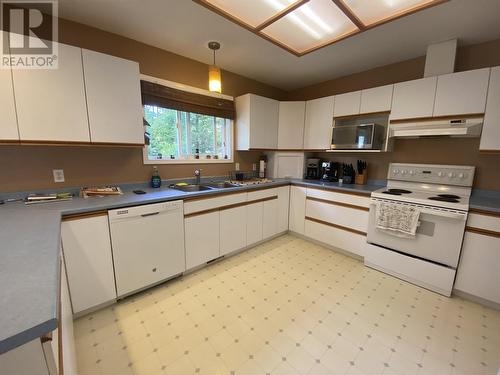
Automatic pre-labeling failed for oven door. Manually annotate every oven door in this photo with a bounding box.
[367,199,467,268]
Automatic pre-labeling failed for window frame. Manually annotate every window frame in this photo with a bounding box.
[142,105,235,165]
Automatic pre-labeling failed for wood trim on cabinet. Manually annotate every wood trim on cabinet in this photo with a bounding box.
[62,210,108,221]
[298,183,371,197]
[0,139,20,144]
[333,110,391,120]
[184,195,278,218]
[10,140,145,147]
[469,208,500,218]
[466,226,500,239]
[389,113,484,124]
[306,196,369,211]
[331,0,365,30]
[479,150,500,154]
[305,216,367,236]
[255,0,310,31]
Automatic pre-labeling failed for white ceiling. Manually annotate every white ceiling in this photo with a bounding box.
[58,0,500,91]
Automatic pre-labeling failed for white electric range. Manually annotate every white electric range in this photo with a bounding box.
[365,163,475,296]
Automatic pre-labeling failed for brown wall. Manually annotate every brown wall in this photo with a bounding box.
[0,18,286,193]
[290,38,500,192]
[313,138,500,191]
[287,39,500,100]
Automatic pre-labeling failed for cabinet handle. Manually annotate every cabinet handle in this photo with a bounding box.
[141,212,160,217]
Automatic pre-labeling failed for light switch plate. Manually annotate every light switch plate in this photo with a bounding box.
[235,163,240,171]
[53,169,65,183]
[252,163,257,171]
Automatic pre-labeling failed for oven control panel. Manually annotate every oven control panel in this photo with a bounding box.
[387,163,475,187]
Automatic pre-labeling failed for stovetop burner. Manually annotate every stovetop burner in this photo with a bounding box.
[382,188,412,196]
[428,196,460,203]
[437,194,461,199]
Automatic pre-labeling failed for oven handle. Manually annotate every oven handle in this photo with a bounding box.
[369,203,467,221]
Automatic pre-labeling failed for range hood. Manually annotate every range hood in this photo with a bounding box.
[389,116,483,138]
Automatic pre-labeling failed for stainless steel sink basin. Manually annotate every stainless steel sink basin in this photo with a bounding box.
[172,184,214,192]
[204,182,240,189]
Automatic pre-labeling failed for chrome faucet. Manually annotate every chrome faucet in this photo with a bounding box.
[194,169,201,185]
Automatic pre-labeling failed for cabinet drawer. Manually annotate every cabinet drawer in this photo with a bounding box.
[247,187,278,201]
[306,199,368,233]
[306,187,370,208]
[184,193,247,215]
[305,218,366,258]
[467,212,500,233]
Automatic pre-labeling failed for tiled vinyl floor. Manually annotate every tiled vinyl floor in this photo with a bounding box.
[74,235,500,375]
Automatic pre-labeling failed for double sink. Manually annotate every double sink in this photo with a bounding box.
[172,182,240,192]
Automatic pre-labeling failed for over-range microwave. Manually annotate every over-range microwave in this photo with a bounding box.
[331,122,385,150]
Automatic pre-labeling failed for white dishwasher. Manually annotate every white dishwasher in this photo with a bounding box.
[108,200,185,297]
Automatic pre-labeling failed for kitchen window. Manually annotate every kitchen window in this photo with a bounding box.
[141,80,235,164]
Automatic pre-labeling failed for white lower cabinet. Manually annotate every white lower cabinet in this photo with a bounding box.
[455,219,500,305]
[0,339,50,375]
[61,214,116,314]
[289,186,306,235]
[185,211,220,269]
[263,197,278,239]
[246,202,264,246]
[220,206,247,256]
[277,186,290,233]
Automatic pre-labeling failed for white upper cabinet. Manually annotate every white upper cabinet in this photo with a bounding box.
[235,93,279,150]
[360,85,393,114]
[333,91,361,117]
[480,66,500,151]
[303,95,334,150]
[277,101,305,149]
[0,32,19,141]
[390,77,437,120]
[13,42,90,142]
[433,68,490,116]
[83,49,144,144]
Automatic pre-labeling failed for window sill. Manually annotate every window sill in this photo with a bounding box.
[143,158,234,165]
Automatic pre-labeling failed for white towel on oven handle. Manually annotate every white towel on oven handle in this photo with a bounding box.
[375,201,421,238]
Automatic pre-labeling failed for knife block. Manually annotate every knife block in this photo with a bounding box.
[355,172,368,185]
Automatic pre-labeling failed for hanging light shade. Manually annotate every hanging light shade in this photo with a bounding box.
[208,41,222,93]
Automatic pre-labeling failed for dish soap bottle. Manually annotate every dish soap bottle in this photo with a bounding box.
[151,166,161,188]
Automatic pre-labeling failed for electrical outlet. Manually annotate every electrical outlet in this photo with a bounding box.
[252,163,257,171]
[53,169,65,183]
[235,163,240,171]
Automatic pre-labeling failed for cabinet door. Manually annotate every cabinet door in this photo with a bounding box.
[13,42,90,142]
[83,49,144,144]
[277,186,290,233]
[455,232,500,304]
[334,91,361,117]
[60,254,78,375]
[390,77,437,120]
[289,186,306,234]
[220,206,247,256]
[433,68,490,116]
[61,214,116,314]
[480,66,500,151]
[360,85,393,114]
[263,197,279,239]
[185,211,220,269]
[278,101,305,149]
[0,33,19,141]
[303,96,334,150]
[246,202,263,246]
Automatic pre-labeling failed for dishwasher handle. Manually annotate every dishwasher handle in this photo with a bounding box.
[141,212,160,218]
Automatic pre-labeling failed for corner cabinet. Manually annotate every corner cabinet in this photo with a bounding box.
[12,43,91,142]
[480,66,500,151]
[61,213,117,315]
[289,186,306,235]
[277,101,305,150]
[303,95,334,150]
[82,49,144,145]
[235,93,279,150]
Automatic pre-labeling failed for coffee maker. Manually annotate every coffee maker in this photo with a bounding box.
[305,158,321,179]
[321,161,340,182]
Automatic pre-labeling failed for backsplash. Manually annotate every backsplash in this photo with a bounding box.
[313,137,500,191]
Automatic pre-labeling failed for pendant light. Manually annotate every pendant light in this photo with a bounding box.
[208,41,222,93]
